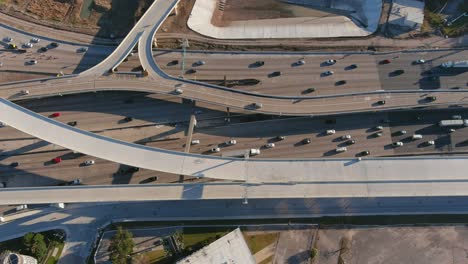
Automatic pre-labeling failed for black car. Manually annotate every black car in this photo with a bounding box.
[276,135,286,141]
[186,68,197,74]
[269,71,281,77]
[302,138,311,144]
[303,88,316,94]
[128,167,140,173]
[255,61,265,66]
[348,64,358,69]
[67,121,77,127]
[10,162,19,167]
[335,80,347,86]
[392,69,405,76]
[50,42,59,48]
[426,96,437,102]
[168,60,179,66]
[40,47,48,52]
[359,150,370,156]
[377,100,386,105]
[346,139,356,145]
[124,116,133,122]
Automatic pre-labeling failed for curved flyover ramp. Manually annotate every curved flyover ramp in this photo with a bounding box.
[2,99,468,184]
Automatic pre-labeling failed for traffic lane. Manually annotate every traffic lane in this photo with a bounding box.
[376,50,468,91]
[143,114,394,158]
[0,149,211,187]
[151,51,382,96]
[2,76,468,116]
[0,48,107,75]
[388,109,468,154]
[12,92,226,132]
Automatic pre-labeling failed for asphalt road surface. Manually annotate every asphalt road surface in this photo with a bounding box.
[1,92,468,187]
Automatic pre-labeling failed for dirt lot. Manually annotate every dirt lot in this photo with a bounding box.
[211,0,333,26]
[0,0,152,38]
[315,225,468,264]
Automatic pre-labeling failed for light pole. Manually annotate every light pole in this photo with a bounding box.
[180,38,189,79]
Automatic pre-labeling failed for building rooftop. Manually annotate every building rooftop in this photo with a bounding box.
[177,228,255,264]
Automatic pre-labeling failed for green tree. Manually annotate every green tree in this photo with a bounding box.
[22,232,47,260]
[109,226,134,264]
[31,234,47,260]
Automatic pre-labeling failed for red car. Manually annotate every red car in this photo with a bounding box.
[51,112,61,118]
[380,59,391,64]
[52,157,62,164]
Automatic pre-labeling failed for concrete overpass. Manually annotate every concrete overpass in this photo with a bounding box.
[2,98,468,185]
[0,0,467,117]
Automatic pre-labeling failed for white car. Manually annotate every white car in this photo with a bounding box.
[226,139,237,146]
[174,88,183,95]
[415,59,425,64]
[211,147,220,153]
[336,147,347,153]
[191,139,200,145]
[375,126,383,130]
[297,59,305,65]
[392,141,403,147]
[341,134,352,140]
[426,140,435,145]
[20,90,29,95]
[265,143,275,148]
[326,59,336,65]
[23,43,33,48]
[31,37,40,43]
[84,160,95,166]
[326,129,336,135]
[250,149,261,156]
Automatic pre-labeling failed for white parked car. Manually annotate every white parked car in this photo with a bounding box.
[415,59,425,64]
[20,90,29,95]
[326,59,336,65]
[84,160,95,166]
[24,43,33,48]
[392,141,403,147]
[174,88,183,95]
[375,126,383,130]
[426,140,435,145]
[297,59,305,65]
[326,129,336,135]
[226,139,237,145]
[191,139,200,145]
[31,37,40,43]
[265,143,275,148]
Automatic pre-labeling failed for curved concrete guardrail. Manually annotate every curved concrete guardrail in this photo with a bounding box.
[2,98,468,184]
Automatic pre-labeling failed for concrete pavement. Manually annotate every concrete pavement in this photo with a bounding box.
[3,197,468,264]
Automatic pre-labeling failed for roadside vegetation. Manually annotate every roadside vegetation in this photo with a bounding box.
[108,226,134,264]
[423,0,467,37]
[0,230,65,264]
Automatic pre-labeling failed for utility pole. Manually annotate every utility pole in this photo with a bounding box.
[180,38,189,79]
